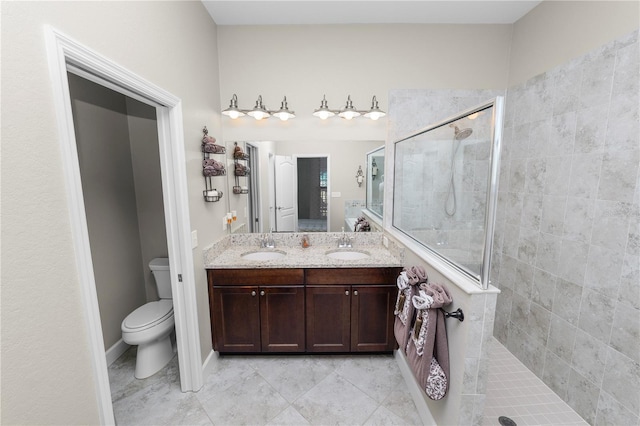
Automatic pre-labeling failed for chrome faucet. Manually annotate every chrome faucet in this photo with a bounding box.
[336,227,353,248]
[260,228,276,248]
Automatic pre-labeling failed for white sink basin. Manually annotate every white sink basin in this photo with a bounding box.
[325,249,370,260]
[241,250,287,261]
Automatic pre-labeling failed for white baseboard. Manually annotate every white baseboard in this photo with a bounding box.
[394,350,435,426]
[201,349,217,380]
[106,339,130,366]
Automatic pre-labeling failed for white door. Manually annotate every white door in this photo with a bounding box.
[275,155,296,231]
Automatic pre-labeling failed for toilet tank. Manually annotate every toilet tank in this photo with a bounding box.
[149,258,172,299]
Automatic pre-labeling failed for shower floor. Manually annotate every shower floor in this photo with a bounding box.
[482,338,587,425]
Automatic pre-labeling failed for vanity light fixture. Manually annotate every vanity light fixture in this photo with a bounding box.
[222,94,295,121]
[356,165,365,187]
[312,95,335,120]
[313,95,386,120]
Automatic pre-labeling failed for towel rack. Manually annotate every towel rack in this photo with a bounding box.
[443,308,464,322]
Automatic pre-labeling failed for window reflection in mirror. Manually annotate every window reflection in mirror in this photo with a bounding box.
[392,98,503,289]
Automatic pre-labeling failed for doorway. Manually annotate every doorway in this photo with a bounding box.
[46,27,202,424]
[67,73,168,368]
[297,157,328,232]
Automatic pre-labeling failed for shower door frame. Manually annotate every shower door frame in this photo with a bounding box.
[389,97,504,290]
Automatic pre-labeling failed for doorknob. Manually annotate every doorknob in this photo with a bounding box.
[260,290,265,296]
[345,290,349,296]
[251,291,256,296]
[354,290,358,296]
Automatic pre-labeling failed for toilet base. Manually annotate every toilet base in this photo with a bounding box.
[134,334,175,379]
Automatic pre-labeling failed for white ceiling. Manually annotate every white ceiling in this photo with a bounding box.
[202,1,542,26]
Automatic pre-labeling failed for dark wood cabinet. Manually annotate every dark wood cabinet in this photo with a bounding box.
[208,266,400,354]
[306,285,351,352]
[211,286,261,352]
[208,269,305,353]
[306,268,400,353]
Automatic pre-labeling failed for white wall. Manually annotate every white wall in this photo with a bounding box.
[1,2,221,423]
[508,0,640,86]
[217,24,513,143]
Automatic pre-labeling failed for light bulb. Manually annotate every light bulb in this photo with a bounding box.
[368,112,383,120]
[228,111,241,119]
[318,111,331,120]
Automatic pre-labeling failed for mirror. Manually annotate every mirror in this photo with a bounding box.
[225,140,384,233]
[365,145,385,219]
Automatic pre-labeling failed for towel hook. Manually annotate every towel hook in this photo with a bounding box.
[203,126,208,135]
[443,308,464,322]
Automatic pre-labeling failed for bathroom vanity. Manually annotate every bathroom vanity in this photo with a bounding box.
[205,233,403,354]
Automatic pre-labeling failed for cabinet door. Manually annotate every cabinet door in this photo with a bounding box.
[306,286,350,352]
[260,286,305,352]
[211,286,260,353]
[351,285,397,352]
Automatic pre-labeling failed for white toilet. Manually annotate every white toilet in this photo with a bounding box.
[121,258,175,379]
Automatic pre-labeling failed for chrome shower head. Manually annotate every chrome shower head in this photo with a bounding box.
[453,125,473,140]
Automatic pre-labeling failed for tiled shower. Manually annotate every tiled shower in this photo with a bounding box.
[492,29,640,425]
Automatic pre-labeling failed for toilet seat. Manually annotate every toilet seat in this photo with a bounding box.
[123,300,173,332]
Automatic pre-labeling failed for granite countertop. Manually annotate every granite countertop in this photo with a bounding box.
[203,232,404,269]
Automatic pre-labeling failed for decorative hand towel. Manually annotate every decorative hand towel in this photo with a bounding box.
[202,135,216,144]
[203,141,225,154]
[405,282,453,400]
[406,268,420,286]
[410,265,428,284]
[394,268,423,353]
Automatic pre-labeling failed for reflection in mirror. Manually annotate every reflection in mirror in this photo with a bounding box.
[366,145,385,219]
[393,97,503,289]
[226,140,383,233]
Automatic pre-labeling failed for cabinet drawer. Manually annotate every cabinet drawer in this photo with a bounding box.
[208,268,304,285]
[305,267,401,285]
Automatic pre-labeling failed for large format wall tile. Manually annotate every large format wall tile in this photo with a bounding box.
[494,29,640,425]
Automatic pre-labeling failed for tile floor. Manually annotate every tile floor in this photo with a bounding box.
[110,349,421,425]
[109,338,588,425]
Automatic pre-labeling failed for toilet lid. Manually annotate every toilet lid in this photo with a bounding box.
[124,300,173,330]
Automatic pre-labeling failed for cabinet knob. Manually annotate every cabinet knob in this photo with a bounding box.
[354,290,358,296]
[260,290,265,296]
[251,291,257,296]
[345,290,349,296]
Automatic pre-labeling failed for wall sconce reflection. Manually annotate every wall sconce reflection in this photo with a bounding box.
[356,166,365,187]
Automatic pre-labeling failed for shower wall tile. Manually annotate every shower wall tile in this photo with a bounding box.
[566,369,599,424]
[619,254,640,310]
[584,244,623,295]
[562,197,594,244]
[574,104,608,154]
[594,390,640,426]
[598,150,639,203]
[532,267,556,311]
[591,200,631,252]
[601,348,640,416]
[548,112,577,156]
[542,349,571,399]
[495,30,640,425]
[541,195,567,235]
[577,289,616,344]
[556,239,589,284]
[547,314,577,363]
[543,155,572,196]
[609,302,640,363]
[552,279,583,326]
[568,153,603,199]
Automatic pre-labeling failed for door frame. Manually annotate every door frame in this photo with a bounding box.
[45,27,202,424]
[295,154,330,232]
